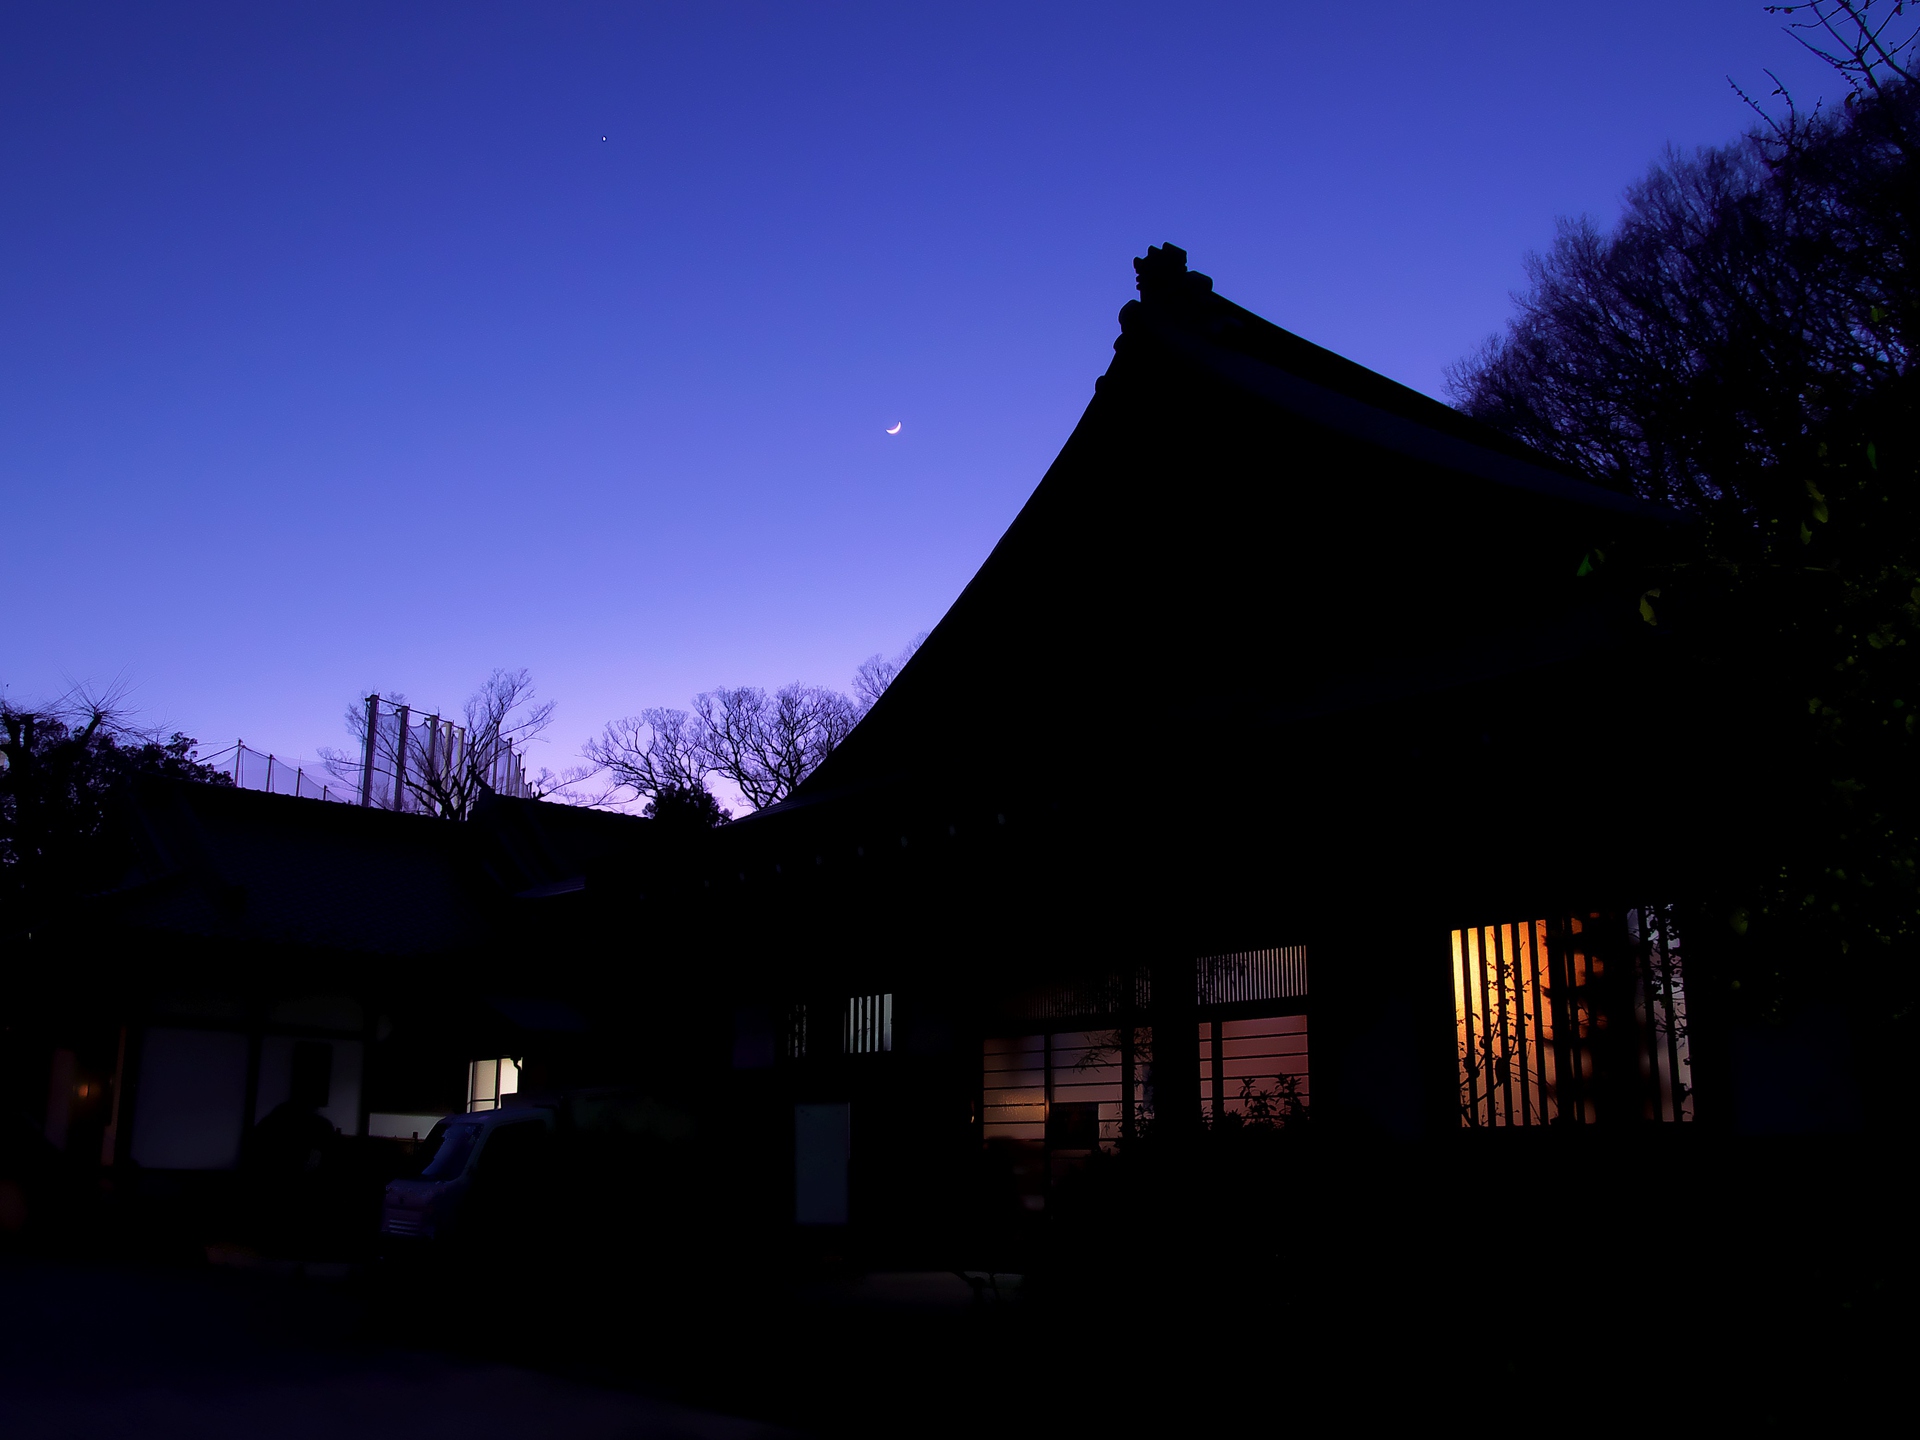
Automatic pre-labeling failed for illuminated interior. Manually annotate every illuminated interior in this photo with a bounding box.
[1199,1015,1310,1122]
[981,1034,1048,1144]
[1452,910,1690,1127]
[983,1019,1309,1142]
[982,1030,1147,1149]
[466,1056,520,1112]
[1453,919,1563,1127]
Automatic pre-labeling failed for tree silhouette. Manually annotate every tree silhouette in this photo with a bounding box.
[1,690,227,943]
[1450,18,1918,1018]
[584,640,920,816]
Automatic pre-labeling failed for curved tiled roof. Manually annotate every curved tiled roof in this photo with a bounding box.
[783,244,1683,808]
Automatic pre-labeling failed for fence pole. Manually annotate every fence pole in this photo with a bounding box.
[359,697,378,807]
[392,704,411,811]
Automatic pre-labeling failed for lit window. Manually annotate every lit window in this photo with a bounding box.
[467,1056,519,1112]
[1452,911,1691,1127]
[981,1035,1046,1142]
[1628,906,1692,1123]
[1198,1015,1309,1123]
[843,994,892,1055]
[1453,920,1561,1127]
[981,1030,1150,1148]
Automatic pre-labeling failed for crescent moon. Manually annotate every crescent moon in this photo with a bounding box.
[886,422,902,435]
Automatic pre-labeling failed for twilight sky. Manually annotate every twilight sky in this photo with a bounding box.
[1,2,1840,795]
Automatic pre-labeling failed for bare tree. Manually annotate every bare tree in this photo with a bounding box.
[323,669,555,820]
[584,680,864,817]
[1765,1,1916,100]
[582,637,925,817]
[692,684,858,812]
[581,708,710,809]
[852,632,927,714]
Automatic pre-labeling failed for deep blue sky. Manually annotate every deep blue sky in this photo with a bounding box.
[2,2,1839,794]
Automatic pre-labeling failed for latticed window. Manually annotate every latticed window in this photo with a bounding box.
[1196,946,1307,1005]
[1452,911,1690,1128]
[843,993,892,1055]
[1630,907,1691,1123]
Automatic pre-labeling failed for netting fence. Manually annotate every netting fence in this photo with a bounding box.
[200,743,356,804]
[202,696,531,814]
[355,696,529,813]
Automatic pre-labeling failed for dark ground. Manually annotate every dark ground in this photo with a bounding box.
[0,1257,798,1439]
[1,1134,1912,1437]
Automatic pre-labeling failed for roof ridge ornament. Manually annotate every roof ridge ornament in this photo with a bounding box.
[1133,243,1213,305]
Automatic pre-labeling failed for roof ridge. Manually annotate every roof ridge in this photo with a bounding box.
[1122,243,1677,522]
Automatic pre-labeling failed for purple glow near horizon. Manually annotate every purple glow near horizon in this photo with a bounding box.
[1,3,1838,800]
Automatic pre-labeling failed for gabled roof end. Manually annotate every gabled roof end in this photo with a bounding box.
[1134,242,1214,307]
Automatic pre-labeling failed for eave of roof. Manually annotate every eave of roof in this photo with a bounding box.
[1119,283,1681,525]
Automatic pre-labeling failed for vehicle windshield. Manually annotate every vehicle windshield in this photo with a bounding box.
[417,1121,484,1180]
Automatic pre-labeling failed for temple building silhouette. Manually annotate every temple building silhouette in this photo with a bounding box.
[22,247,1857,1255]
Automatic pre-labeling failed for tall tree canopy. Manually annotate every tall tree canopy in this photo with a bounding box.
[0,697,227,945]
[1450,10,1917,1022]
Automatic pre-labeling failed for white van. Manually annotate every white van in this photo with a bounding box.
[379,1106,554,1243]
